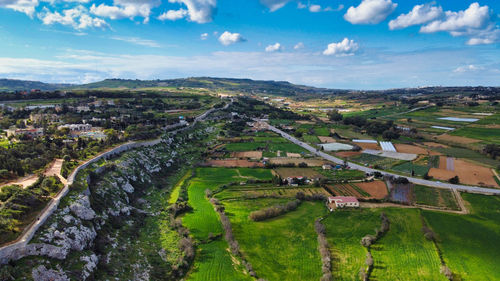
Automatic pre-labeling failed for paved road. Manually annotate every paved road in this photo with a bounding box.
[264,122,500,195]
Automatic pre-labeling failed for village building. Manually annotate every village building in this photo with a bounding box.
[6,128,44,138]
[327,196,359,211]
[58,124,92,134]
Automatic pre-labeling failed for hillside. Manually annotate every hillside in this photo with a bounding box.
[0,79,71,92]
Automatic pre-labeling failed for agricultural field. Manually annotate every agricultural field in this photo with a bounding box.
[222,200,326,281]
[323,209,383,280]
[391,162,430,177]
[182,167,273,280]
[273,167,323,179]
[423,194,500,281]
[325,183,370,198]
[370,209,446,281]
[413,185,459,210]
[450,127,500,143]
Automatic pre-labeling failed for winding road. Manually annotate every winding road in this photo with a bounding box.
[264,121,500,195]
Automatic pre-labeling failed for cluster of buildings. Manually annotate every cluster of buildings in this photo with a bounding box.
[327,196,359,211]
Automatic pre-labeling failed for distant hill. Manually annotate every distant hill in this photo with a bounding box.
[0,79,72,92]
[72,77,347,97]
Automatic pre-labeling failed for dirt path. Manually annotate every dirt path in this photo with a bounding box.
[0,159,67,190]
[360,200,468,215]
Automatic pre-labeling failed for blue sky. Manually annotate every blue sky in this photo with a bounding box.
[0,0,499,89]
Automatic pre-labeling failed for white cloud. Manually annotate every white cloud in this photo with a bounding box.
[158,8,187,21]
[260,0,290,12]
[323,38,359,56]
[309,4,321,13]
[420,3,499,45]
[200,32,208,40]
[294,42,304,50]
[265,42,283,52]
[111,36,160,48]
[218,31,245,46]
[167,0,216,23]
[344,0,397,24]
[0,0,39,16]
[453,64,483,73]
[389,4,443,30]
[38,5,108,29]
[90,0,160,23]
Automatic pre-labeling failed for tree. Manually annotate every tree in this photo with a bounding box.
[327,110,343,121]
[448,176,459,184]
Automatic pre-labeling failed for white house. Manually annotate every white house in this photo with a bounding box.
[328,196,359,211]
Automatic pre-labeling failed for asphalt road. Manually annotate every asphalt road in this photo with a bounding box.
[265,122,500,195]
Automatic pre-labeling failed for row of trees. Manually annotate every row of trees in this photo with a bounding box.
[359,212,391,281]
[315,219,333,281]
[248,200,301,221]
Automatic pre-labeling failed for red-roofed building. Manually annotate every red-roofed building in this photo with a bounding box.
[328,196,359,211]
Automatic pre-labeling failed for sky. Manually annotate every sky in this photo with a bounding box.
[0,0,499,89]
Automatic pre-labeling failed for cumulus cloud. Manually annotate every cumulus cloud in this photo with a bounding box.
[218,31,245,46]
[0,0,39,16]
[38,5,108,29]
[158,8,187,21]
[309,4,321,13]
[389,4,443,30]
[419,3,499,45]
[200,32,208,40]
[165,0,216,23]
[265,42,283,52]
[260,0,290,12]
[323,38,359,56]
[294,42,304,50]
[344,0,397,24]
[90,0,160,23]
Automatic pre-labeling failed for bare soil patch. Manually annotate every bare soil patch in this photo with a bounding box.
[357,142,380,150]
[394,144,428,155]
[296,120,315,124]
[232,151,262,159]
[356,181,388,199]
[318,136,336,143]
[205,159,264,168]
[438,156,448,170]
[429,159,499,188]
[423,142,449,148]
[335,151,362,158]
[436,134,480,144]
[286,153,302,158]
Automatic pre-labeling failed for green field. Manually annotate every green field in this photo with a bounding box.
[223,199,326,281]
[323,209,382,280]
[433,146,500,167]
[423,194,500,281]
[350,153,401,169]
[187,240,252,281]
[391,162,430,177]
[168,170,191,204]
[450,127,500,143]
[183,168,273,280]
[413,185,459,210]
[475,113,500,125]
[371,208,445,280]
[302,134,320,143]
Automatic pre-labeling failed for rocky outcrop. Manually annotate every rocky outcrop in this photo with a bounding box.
[70,195,96,220]
[32,265,69,281]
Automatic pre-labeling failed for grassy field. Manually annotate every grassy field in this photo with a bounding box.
[323,209,382,280]
[183,168,273,281]
[413,185,459,210]
[350,153,401,169]
[168,170,191,204]
[302,134,320,143]
[423,194,500,281]
[187,240,252,281]
[475,113,500,125]
[391,162,430,177]
[222,199,326,281]
[371,208,446,281]
[450,127,500,143]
